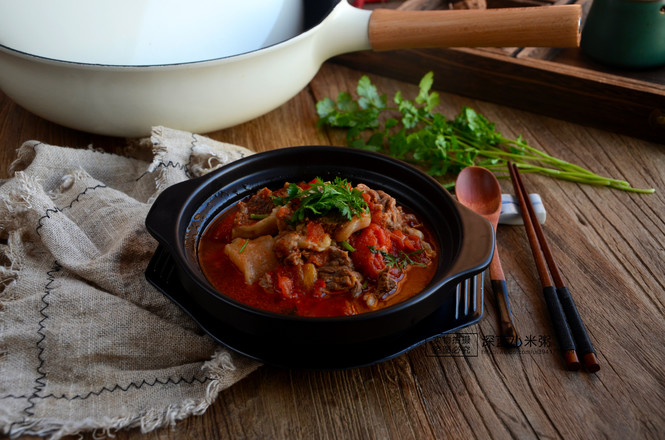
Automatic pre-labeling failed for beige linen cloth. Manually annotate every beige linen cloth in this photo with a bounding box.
[0,126,261,439]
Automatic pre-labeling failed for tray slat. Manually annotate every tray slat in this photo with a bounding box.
[336,0,665,143]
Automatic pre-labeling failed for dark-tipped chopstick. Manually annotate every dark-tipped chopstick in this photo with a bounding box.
[507,162,579,371]
[509,163,600,373]
[509,162,599,372]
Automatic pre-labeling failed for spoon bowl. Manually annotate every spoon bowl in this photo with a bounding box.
[456,166,521,347]
[455,168,503,220]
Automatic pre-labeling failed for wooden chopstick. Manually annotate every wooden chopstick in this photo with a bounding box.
[509,162,599,373]
[508,163,600,373]
[507,162,580,371]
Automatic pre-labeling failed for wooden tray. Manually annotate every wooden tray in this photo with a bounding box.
[335,0,665,143]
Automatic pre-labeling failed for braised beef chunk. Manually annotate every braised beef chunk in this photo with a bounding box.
[235,187,274,221]
[233,188,279,239]
[356,184,403,229]
[248,187,274,213]
[273,223,332,265]
[274,231,304,265]
[376,269,397,299]
[315,246,363,296]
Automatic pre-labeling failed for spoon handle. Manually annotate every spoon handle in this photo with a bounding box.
[490,248,521,347]
[491,280,520,347]
[369,5,581,50]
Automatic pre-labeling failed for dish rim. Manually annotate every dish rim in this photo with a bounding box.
[145,145,494,324]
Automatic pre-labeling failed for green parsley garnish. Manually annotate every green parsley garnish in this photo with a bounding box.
[272,177,368,224]
[316,72,653,194]
[340,240,356,252]
[369,246,427,270]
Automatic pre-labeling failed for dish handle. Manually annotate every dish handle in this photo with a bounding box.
[145,178,202,246]
[447,201,495,280]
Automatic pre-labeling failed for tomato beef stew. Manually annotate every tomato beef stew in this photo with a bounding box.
[198,178,439,317]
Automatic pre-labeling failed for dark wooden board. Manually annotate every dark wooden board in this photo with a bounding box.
[334,0,665,143]
[3,61,665,440]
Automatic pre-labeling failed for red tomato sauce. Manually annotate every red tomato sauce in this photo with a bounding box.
[197,184,439,317]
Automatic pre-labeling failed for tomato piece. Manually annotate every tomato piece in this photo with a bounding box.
[349,223,391,279]
[390,230,422,252]
[271,265,305,299]
[306,221,326,244]
[276,273,294,299]
[276,206,291,220]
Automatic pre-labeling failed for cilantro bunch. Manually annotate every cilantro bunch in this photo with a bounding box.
[316,72,653,193]
[273,177,368,224]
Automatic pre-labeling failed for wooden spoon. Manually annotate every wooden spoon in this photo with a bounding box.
[455,166,521,347]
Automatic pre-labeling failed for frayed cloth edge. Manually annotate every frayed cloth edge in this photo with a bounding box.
[1,349,260,440]
[7,141,40,176]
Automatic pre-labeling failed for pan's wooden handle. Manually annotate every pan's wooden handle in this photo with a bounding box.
[368,5,581,49]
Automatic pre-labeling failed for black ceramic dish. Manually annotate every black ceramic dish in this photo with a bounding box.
[145,146,493,368]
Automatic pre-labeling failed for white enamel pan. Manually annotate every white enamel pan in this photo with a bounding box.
[0,0,581,137]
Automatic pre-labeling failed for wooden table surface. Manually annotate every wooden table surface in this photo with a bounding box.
[2,61,665,439]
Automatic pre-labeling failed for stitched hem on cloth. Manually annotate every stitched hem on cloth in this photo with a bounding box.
[1,349,257,440]
[0,128,261,440]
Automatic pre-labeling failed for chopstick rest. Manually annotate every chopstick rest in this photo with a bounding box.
[499,193,546,225]
[455,193,547,225]
[508,162,600,373]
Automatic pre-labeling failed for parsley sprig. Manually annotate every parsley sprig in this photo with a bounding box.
[316,72,654,194]
[369,246,427,270]
[273,177,368,224]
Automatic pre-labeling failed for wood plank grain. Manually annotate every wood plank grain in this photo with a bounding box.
[333,47,665,143]
[368,6,581,50]
[2,62,665,440]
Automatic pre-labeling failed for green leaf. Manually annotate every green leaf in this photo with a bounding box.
[454,107,501,145]
[397,99,420,130]
[336,92,358,113]
[357,75,386,110]
[385,118,399,130]
[273,177,369,224]
[316,97,336,119]
[367,132,385,149]
[314,72,655,194]
[387,130,409,159]
[415,71,439,112]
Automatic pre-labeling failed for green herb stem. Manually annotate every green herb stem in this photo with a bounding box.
[250,213,269,220]
[315,72,654,194]
[341,241,356,252]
